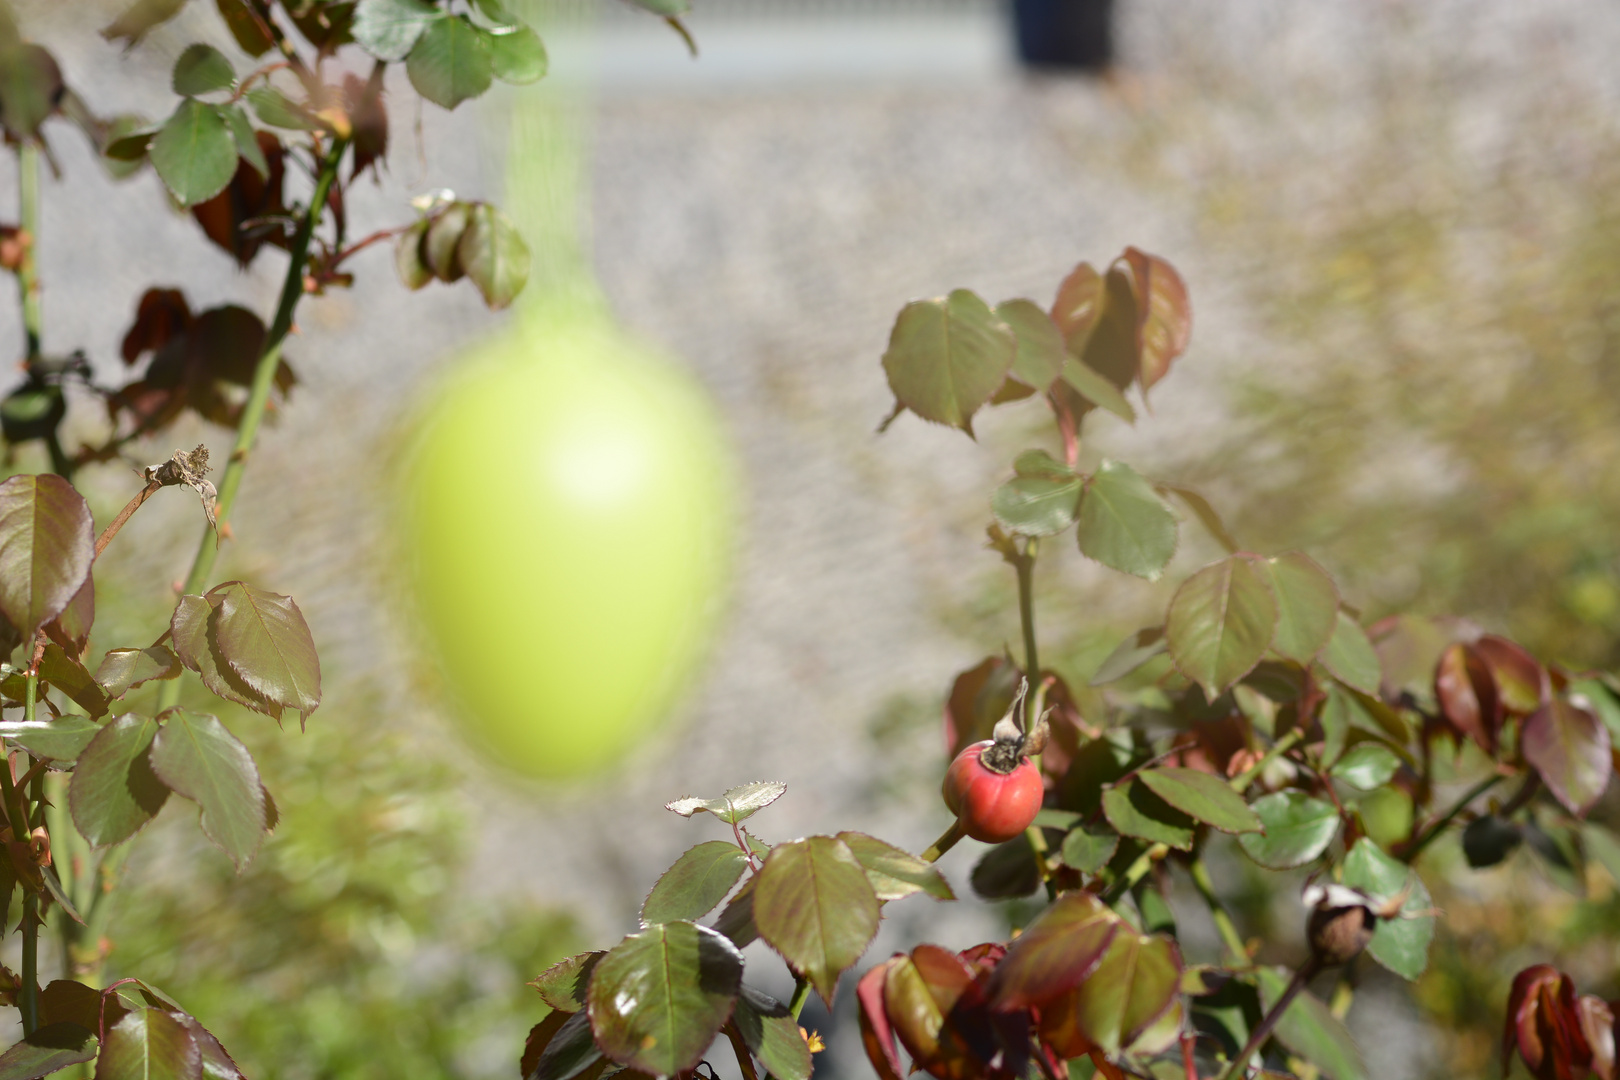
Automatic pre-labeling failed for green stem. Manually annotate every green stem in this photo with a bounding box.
[1189,857,1247,965]
[1102,842,1168,905]
[17,143,40,360]
[1400,774,1501,865]
[19,671,38,1036]
[1218,958,1320,1080]
[920,820,964,864]
[1229,729,1304,792]
[787,976,810,1020]
[156,135,350,712]
[1014,541,1039,726]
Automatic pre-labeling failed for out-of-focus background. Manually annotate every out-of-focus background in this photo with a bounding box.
[2,1,1619,1077]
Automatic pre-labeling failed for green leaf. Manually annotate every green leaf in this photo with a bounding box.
[1071,931,1182,1054]
[407,15,493,110]
[881,290,1016,433]
[1059,825,1118,874]
[352,0,442,61]
[991,473,1082,537]
[640,840,749,925]
[394,219,432,290]
[584,922,744,1076]
[38,644,110,718]
[1238,791,1339,870]
[0,1024,97,1080]
[1166,556,1279,699]
[988,891,1119,1009]
[1331,743,1401,791]
[244,87,316,131]
[170,595,271,717]
[530,1010,598,1080]
[1138,767,1262,834]
[95,646,182,699]
[711,875,757,948]
[994,298,1068,391]
[1522,697,1612,817]
[0,474,93,639]
[1582,823,1620,886]
[1075,460,1177,580]
[422,202,470,280]
[528,950,602,1013]
[1255,967,1368,1080]
[215,0,274,57]
[0,43,63,142]
[1340,839,1433,980]
[94,1009,200,1080]
[1102,779,1195,850]
[732,985,811,1080]
[171,43,233,96]
[149,709,267,871]
[1060,356,1135,422]
[68,713,169,847]
[457,203,531,310]
[0,714,100,763]
[1254,553,1338,663]
[100,0,188,47]
[836,831,954,902]
[1091,626,1166,685]
[483,23,547,84]
[664,780,785,823]
[753,835,880,1004]
[1320,612,1381,696]
[150,100,237,207]
[208,581,322,723]
[220,105,266,178]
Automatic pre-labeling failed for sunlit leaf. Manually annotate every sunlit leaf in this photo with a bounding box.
[208,581,322,723]
[1166,556,1278,698]
[881,290,1016,433]
[0,474,93,639]
[1433,642,1499,755]
[1330,743,1401,791]
[1320,612,1381,696]
[0,714,99,763]
[151,100,237,207]
[68,713,169,847]
[170,595,273,718]
[837,831,953,901]
[529,1010,598,1080]
[994,298,1068,391]
[1522,697,1612,817]
[245,87,316,131]
[640,840,749,925]
[1070,930,1182,1054]
[988,891,1118,1009]
[483,23,548,85]
[95,646,182,699]
[1254,553,1338,663]
[352,0,441,60]
[665,781,786,823]
[856,960,905,1080]
[1102,778,1195,850]
[94,1008,199,1080]
[38,644,110,718]
[1119,247,1192,394]
[1138,766,1261,834]
[149,710,266,870]
[1238,791,1339,870]
[528,951,601,1014]
[1076,460,1177,580]
[585,921,743,1075]
[407,15,492,110]
[991,471,1081,537]
[1473,635,1547,716]
[1341,839,1433,980]
[753,836,879,1004]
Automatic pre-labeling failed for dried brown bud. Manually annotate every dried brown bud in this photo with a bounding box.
[1308,903,1376,966]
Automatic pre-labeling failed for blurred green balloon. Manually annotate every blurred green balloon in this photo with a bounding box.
[406,310,734,779]
[403,88,735,779]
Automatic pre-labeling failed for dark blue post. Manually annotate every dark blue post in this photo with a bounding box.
[1012,0,1116,71]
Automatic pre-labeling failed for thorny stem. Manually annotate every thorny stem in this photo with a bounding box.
[93,480,162,560]
[1218,958,1321,1080]
[1399,773,1502,865]
[157,134,352,711]
[1189,857,1248,965]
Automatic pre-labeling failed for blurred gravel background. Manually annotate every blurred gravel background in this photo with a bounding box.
[4,1,1620,1075]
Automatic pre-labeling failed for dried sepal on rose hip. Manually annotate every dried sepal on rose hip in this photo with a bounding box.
[1301,877,1431,967]
[941,678,1049,843]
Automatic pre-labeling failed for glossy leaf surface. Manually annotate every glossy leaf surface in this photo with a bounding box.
[69,713,169,847]
[837,831,953,901]
[1238,791,1339,869]
[732,985,811,1080]
[988,891,1119,1009]
[94,1008,200,1080]
[1522,697,1612,817]
[1331,743,1401,791]
[151,100,237,207]
[1103,778,1196,850]
[585,921,744,1075]
[1321,612,1381,696]
[95,646,182,699]
[665,781,785,823]
[1255,553,1338,663]
[1341,839,1433,980]
[529,950,602,1013]
[1069,930,1181,1054]
[1138,766,1262,834]
[209,581,322,722]
[0,474,93,638]
[0,714,99,763]
[881,289,1015,433]
[352,0,441,60]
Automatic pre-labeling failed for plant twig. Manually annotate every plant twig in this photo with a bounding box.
[787,976,810,1020]
[1014,539,1040,728]
[920,820,964,864]
[1218,958,1321,1080]
[157,134,351,711]
[16,143,40,361]
[1399,773,1501,865]
[94,479,162,559]
[18,670,38,1036]
[1189,857,1248,965]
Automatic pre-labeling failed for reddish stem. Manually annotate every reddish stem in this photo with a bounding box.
[94,479,162,559]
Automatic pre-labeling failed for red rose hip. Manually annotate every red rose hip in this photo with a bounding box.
[942,733,1045,844]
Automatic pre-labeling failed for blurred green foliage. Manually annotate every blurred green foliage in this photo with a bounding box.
[96,679,575,1080]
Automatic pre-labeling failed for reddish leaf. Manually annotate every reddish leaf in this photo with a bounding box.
[93,1007,200,1080]
[942,656,1020,759]
[1118,247,1192,394]
[856,959,905,1080]
[0,1024,98,1080]
[1068,930,1183,1054]
[38,643,110,718]
[68,713,170,847]
[44,572,94,656]
[216,0,275,56]
[190,132,287,267]
[1434,643,1501,755]
[520,1012,568,1079]
[1474,635,1548,716]
[344,66,388,181]
[1522,698,1613,817]
[170,594,275,718]
[753,835,879,1005]
[120,288,192,366]
[988,891,1119,1010]
[1576,996,1616,1080]
[207,581,322,724]
[0,474,94,638]
[1505,966,1592,1080]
